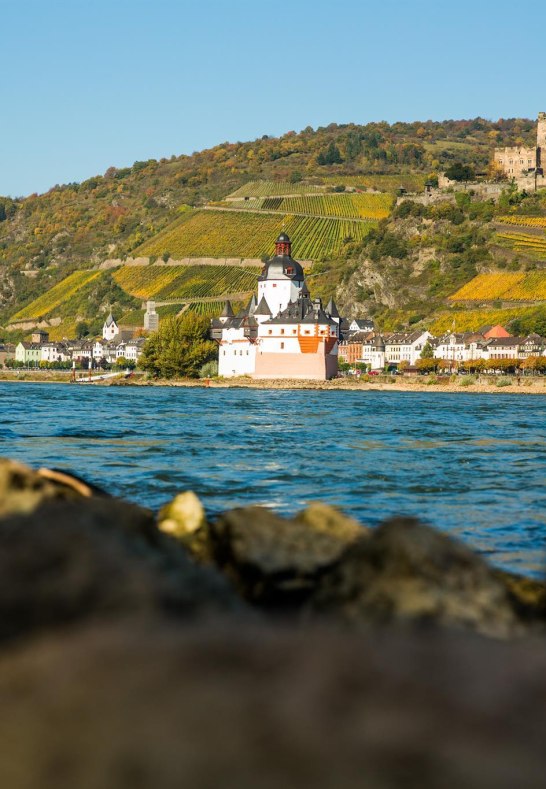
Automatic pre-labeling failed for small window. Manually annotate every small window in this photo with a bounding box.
[268,330,272,335]
[304,330,310,335]
[280,329,285,334]
[280,342,284,349]
[292,329,297,334]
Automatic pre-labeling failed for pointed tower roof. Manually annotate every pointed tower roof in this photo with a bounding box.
[326,297,340,318]
[220,300,235,318]
[246,293,258,315]
[104,312,116,326]
[254,295,272,316]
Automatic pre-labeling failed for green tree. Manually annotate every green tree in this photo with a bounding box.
[76,321,90,339]
[139,313,216,379]
[445,162,475,182]
[420,341,434,359]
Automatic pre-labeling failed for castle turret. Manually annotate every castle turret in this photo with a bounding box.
[257,233,305,318]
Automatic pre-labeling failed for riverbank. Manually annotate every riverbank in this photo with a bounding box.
[1,369,546,394]
[119,373,546,395]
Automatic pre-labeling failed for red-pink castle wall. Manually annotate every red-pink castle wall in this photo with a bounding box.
[253,351,338,380]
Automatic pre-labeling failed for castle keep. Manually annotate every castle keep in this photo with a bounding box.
[494,112,546,178]
[210,233,340,380]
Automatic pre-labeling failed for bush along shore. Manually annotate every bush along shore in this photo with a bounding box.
[3,457,546,788]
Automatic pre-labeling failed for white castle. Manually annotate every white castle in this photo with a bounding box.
[210,233,341,380]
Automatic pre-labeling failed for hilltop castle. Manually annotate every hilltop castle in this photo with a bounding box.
[494,112,546,179]
[210,233,341,380]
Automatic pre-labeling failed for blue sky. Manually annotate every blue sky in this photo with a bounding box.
[1,0,545,196]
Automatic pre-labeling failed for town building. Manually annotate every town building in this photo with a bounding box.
[41,342,70,364]
[15,342,41,366]
[384,331,432,366]
[211,233,340,380]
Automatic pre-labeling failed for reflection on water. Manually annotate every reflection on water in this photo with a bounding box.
[1,383,545,576]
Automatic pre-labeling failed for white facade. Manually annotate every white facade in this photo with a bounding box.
[385,331,432,366]
[41,343,70,363]
[218,324,256,377]
[103,313,119,341]
[434,334,466,364]
[257,277,303,319]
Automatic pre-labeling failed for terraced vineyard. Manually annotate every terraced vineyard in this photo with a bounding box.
[319,174,427,192]
[12,270,102,320]
[220,193,392,219]
[498,216,546,228]
[186,300,245,318]
[450,272,546,302]
[137,210,374,261]
[496,232,546,260]
[113,264,259,300]
[227,181,324,199]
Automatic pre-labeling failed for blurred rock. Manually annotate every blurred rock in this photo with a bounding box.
[0,497,245,643]
[0,458,86,517]
[309,517,523,638]
[157,491,212,561]
[1,621,546,789]
[209,504,365,607]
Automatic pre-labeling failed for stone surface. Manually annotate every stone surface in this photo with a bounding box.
[0,497,245,643]
[2,621,546,789]
[157,491,212,562]
[309,516,523,638]
[0,459,87,517]
[210,504,365,606]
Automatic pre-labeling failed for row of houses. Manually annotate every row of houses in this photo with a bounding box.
[0,311,152,368]
[339,324,546,370]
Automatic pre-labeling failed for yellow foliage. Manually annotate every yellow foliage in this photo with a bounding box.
[449,272,546,302]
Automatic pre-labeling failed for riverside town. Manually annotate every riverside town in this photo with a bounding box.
[2,111,546,385]
[3,230,546,381]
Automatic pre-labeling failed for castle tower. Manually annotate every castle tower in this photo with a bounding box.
[257,233,305,318]
[537,112,546,173]
[143,300,159,331]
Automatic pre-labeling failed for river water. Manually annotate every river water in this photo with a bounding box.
[1,382,545,575]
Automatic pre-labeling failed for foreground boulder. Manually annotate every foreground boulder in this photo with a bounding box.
[0,458,100,518]
[1,620,546,789]
[309,517,523,638]
[204,504,364,607]
[0,497,246,643]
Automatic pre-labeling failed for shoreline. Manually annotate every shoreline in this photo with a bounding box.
[1,371,545,394]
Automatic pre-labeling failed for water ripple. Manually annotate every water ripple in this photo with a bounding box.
[1,383,545,575]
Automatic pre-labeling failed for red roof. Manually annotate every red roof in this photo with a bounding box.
[483,325,511,339]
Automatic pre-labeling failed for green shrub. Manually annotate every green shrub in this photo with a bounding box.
[425,375,439,385]
[496,376,512,387]
[460,374,477,387]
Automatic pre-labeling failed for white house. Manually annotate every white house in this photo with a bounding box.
[384,330,432,366]
[125,338,146,363]
[41,342,70,364]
